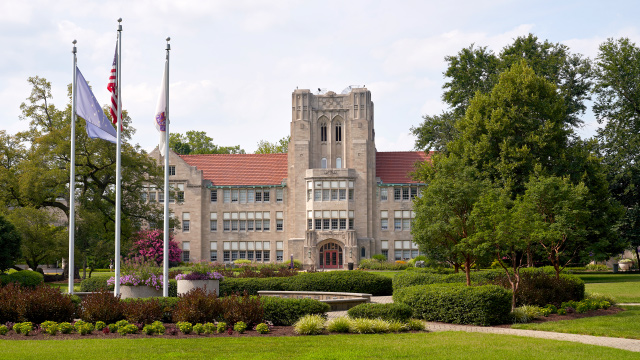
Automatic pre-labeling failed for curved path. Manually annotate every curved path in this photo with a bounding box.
[326,296,640,352]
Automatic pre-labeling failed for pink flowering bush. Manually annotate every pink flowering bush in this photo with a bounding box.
[128,230,182,266]
[107,258,164,290]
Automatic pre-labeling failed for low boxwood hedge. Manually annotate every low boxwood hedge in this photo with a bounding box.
[347,303,413,322]
[261,297,330,326]
[220,271,392,296]
[393,283,512,326]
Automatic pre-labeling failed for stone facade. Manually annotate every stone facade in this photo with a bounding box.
[149,87,430,269]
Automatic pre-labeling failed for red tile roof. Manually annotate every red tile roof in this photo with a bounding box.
[179,153,288,186]
[376,151,432,184]
[178,151,432,186]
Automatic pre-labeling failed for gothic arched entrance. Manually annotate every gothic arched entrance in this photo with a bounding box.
[319,242,343,269]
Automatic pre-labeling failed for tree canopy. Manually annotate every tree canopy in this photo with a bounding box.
[0,214,21,272]
[169,130,245,155]
[255,136,290,154]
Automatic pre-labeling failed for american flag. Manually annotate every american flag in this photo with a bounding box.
[107,45,118,124]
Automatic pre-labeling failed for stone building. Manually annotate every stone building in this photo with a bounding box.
[149,87,430,269]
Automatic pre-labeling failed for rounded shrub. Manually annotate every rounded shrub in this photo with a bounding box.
[493,268,585,306]
[255,323,270,334]
[347,303,413,322]
[80,291,125,323]
[261,297,330,326]
[393,283,512,326]
[326,316,351,333]
[80,277,112,292]
[2,270,44,287]
[173,288,223,324]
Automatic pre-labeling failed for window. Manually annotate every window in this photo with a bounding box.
[361,247,366,258]
[276,250,283,262]
[411,187,418,199]
[223,220,230,231]
[380,188,388,201]
[263,190,270,202]
[263,251,270,262]
[231,189,238,203]
[394,210,414,231]
[331,189,338,201]
[394,240,420,260]
[210,189,217,202]
[320,123,327,142]
[321,158,327,169]
[263,219,270,231]
[349,219,354,230]
[182,213,190,232]
[210,242,217,262]
[210,213,217,232]
[314,190,321,201]
[307,189,312,201]
[394,188,401,201]
[336,157,342,169]
[149,192,156,203]
[308,219,313,230]
[169,165,175,176]
[381,249,388,260]
[239,189,247,203]
[182,242,190,262]
[223,250,230,262]
[403,188,410,201]
[276,212,283,231]
[158,192,164,203]
[349,189,354,200]
[315,219,322,230]
[255,191,262,202]
[339,189,346,200]
[339,219,346,230]
[142,192,148,202]
[248,190,255,203]
[322,189,330,201]
[276,188,283,202]
[335,123,342,142]
[381,211,388,230]
[223,189,230,203]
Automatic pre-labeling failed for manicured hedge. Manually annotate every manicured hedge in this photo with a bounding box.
[220,271,392,296]
[392,269,503,292]
[393,283,512,326]
[0,270,44,287]
[261,297,331,326]
[347,303,413,322]
[492,267,585,306]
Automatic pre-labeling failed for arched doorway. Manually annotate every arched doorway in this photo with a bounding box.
[318,242,343,269]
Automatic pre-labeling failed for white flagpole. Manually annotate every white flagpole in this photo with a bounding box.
[114,18,123,297]
[163,37,171,297]
[68,40,77,294]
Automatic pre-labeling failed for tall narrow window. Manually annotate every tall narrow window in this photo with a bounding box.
[321,158,327,169]
[320,123,327,142]
[335,123,342,141]
[336,157,342,169]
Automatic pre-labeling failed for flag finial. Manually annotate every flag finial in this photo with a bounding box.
[118,18,122,23]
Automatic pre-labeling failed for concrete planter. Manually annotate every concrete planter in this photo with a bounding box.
[120,285,162,299]
[619,262,632,271]
[177,279,219,296]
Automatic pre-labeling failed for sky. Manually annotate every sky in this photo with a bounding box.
[2,0,640,154]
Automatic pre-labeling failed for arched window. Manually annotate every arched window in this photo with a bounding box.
[320,123,327,142]
[321,158,327,169]
[361,247,366,258]
[336,157,342,169]
[335,122,342,142]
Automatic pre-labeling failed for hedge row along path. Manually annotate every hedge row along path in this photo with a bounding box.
[328,296,640,353]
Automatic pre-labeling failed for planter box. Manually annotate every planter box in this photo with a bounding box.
[120,285,162,299]
[619,262,632,271]
[177,279,219,296]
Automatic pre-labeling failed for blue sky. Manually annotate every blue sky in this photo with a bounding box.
[1,0,639,153]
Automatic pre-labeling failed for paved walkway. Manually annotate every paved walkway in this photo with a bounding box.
[326,296,640,352]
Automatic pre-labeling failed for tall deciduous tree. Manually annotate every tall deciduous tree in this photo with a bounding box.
[411,155,489,285]
[519,175,589,279]
[449,61,569,195]
[6,207,66,272]
[0,214,21,272]
[255,136,290,154]
[593,37,640,265]
[413,34,592,151]
[0,76,168,271]
[169,130,245,155]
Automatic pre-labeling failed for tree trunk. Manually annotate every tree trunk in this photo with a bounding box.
[464,257,472,286]
[635,247,640,271]
[526,245,533,267]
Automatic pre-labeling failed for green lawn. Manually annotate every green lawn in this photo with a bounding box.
[363,270,401,278]
[512,306,640,339]
[0,332,638,360]
[575,273,640,303]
